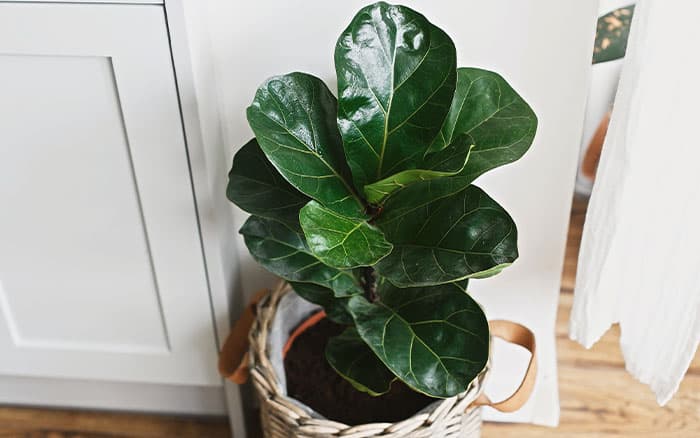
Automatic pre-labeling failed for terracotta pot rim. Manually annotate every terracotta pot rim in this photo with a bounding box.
[282,309,326,358]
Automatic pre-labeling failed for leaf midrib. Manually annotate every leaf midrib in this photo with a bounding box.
[377,23,452,180]
[245,220,358,284]
[376,301,461,393]
[258,108,365,210]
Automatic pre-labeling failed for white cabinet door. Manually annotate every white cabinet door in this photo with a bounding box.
[0,3,220,386]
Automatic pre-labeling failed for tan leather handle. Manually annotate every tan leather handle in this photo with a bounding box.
[470,320,537,413]
[217,288,269,384]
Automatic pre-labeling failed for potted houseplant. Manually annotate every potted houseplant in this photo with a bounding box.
[221,2,538,436]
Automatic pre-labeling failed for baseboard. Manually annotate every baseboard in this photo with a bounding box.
[0,374,227,416]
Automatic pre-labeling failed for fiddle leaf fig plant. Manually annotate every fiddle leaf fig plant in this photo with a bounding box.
[227,2,537,399]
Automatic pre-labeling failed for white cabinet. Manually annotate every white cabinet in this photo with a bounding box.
[0,1,218,387]
[0,1,244,430]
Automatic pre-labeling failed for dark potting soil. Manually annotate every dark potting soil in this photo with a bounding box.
[283,318,434,425]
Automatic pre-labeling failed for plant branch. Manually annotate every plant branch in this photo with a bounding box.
[361,267,378,303]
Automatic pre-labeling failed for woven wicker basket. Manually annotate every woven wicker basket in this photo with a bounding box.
[221,281,537,438]
[251,282,479,437]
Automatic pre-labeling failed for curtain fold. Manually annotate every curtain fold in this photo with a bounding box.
[570,0,700,405]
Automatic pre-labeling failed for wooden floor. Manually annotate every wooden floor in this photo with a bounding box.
[1,196,698,437]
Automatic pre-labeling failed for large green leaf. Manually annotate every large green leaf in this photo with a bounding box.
[363,142,473,204]
[335,2,457,189]
[240,215,361,296]
[348,282,489,398]
[289,282,355,325]
[429,68,537,183]
[247,72,364,217]
[326,327,396,396]
[299,200,393,269]
[375,184,518,287]
[227,138,310,224]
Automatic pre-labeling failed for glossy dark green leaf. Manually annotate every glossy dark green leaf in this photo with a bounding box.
[240,215,361,296]
[593,5,635,64]
[227,138,310,224]
[289,282,355,325]
[326,327,396,396]
[429,68,537,183]
[348,282,489,398]
[375,184,517,287]
[247,72,365,217]
[363,143,473,204]
[335,2,457,189]
[299,200,393,269]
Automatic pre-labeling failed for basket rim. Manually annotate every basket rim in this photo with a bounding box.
[247,280,489,436]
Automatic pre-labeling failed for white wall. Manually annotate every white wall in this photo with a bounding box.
[208,0,598,426]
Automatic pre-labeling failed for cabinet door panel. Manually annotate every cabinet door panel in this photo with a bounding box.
[0,4,219,386]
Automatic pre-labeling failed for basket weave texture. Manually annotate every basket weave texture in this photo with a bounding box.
[248,282,488,438]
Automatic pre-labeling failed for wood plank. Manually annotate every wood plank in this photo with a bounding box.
[0,407,229,438]
[560,194,588,292]
[484,367,700,437]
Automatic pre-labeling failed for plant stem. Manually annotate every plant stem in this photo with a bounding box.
[362,267,378,302]
[365,203,383,224]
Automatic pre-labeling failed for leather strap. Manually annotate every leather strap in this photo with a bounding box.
[217,288,269,384]
[469,320,538,413]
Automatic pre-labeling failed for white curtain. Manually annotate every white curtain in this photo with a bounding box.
[570,0,700,405]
